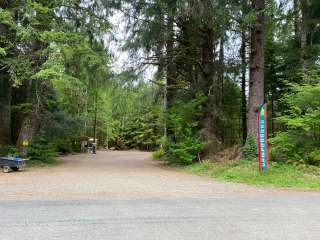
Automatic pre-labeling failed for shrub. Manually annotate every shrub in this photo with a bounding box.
[242,133,257,160]
[27,134,56,164]
[152,148,165,160]
[163,94,207,165]
[54,138,75,154]
[306,150,320,166]
[269,82,320,166]
[166,135,205,165]
[0,145,21,157]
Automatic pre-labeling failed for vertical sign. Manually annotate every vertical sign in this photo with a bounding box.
[258,103,269,172]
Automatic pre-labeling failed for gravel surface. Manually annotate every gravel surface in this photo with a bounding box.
[0,151,319,240]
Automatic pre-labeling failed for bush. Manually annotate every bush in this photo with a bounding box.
[166,135,205,165]
[163,94,206,165]
[152,148,165,160]
[306,150,320,166]
[27,134,57,164]
[242,133,257,160]
[54,138,75,154]
[269,132,301,163]
[0,145,21,157]
[269,82,320,166]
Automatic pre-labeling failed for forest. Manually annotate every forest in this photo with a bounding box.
[1,0,320,168]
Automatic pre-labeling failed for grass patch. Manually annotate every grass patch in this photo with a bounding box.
[185,160,320,190]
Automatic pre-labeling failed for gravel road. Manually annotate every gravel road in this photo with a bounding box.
[0,151,319,240]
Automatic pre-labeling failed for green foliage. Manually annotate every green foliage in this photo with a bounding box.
[27,133,56,164]
[121,106,162,150]
[270,81,320,166]
[0,146,20,158]
[0,47,6,56]
[152,148,165,160]
[166,136,205,165]
[242,133,257,160]
[7,56,33,87]
[0,9,14,27]
[42,111,84,154]
[169,94,206,139]
[306,150,320,166]
[218,78,242,146]
[164,95,206,165]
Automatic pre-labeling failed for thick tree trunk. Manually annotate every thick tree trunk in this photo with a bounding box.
[11,79,31,144]
[248,0,265,143]
[0,77,12,147]
[166,3,176,110]
[293,0,301,43]
[300,3,308,69]
[200,0,219,155]
[0,4,13,147]
[16,111,40,153]
[218,34,224,107]
[15,31,47,152]
[240,31,247,145]
[218,34,225,144]
[16,81,43,153]
[165,0,176,139]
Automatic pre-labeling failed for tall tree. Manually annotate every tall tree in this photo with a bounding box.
[15,1,58,152]
[240,31,247,145]
[165,0,177,139]
[0,2,15,147]
[199,0,220,155]
[248,0,265,142]
[293,0,301,43]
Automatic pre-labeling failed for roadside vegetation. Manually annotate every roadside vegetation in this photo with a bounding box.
[185,160,320,190]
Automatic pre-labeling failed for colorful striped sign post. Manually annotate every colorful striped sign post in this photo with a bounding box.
[258,103,269,172]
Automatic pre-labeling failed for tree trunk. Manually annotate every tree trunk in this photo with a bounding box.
[16,111,40,154]
[16,81,43,153]
[248,0,265,143]
[0,77,12,147]
[271,93,275,134]
[200,0,219,155]
[218,33,225,144]
[15,30,47,151]
[293,0,301,43]
[218,33,225,107]
[166,3,176,110]
[0,3,13,147]
[93,88,98,144]
[240,31,247,145]
[218,0,226,108]
[300,2,308,69]
[165,0,176,138]
[155,11,166,140]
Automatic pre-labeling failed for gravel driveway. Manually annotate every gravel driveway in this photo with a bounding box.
[0,151,319,240]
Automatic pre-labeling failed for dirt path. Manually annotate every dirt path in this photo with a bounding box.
[0,151,275,199]
[1,151,320,240]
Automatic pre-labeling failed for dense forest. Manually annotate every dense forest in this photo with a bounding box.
[1,0,320,166]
